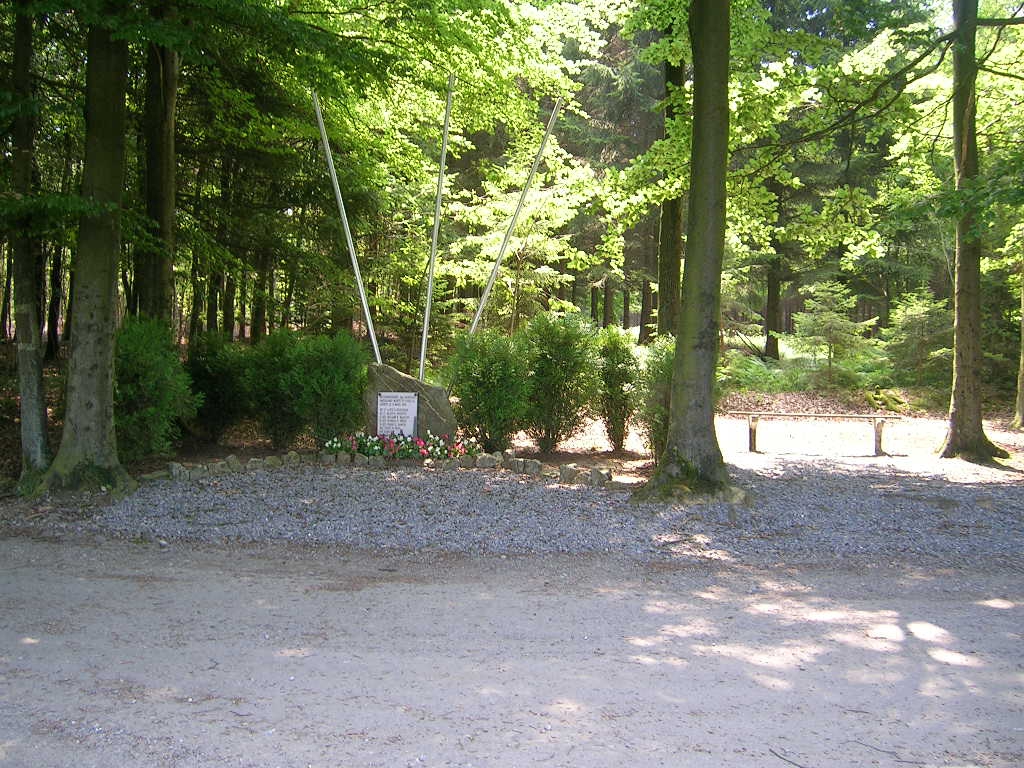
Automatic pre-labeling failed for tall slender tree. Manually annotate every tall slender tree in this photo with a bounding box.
[939,0,1009,460]
[12,0,50,487]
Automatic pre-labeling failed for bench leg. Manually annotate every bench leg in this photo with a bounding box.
[873,418,886,456]
[748,415,759,453]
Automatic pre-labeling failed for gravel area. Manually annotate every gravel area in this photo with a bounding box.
[52,417,1017,570]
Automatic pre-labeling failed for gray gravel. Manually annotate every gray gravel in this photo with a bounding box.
[84,454,1024,569]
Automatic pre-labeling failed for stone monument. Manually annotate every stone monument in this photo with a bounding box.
[363,363,457,438]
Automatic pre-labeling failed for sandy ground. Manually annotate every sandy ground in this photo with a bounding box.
[1,538,1022,768]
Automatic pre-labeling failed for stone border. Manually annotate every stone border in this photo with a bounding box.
[143,449,620,489]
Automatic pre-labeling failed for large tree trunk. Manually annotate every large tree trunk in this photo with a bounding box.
[645,0,730,494]
[622,284,630,330]
[939,0,1007,460]
[134,2,179,320]
[43,21,133,494]
[12,1,50,487]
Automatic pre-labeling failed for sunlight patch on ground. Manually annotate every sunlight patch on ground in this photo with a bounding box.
[927,648,982,667]
[19,637,39,645]
[828,629,902,653]
[907,621,952,644]
[866,624,906,642]
[691,641,825,670]
[977,598,1015,610]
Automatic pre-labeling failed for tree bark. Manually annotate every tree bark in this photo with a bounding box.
[1,242,12,340]
[764,248,785,360]
[638,279,653,343]
[645,0,730,493]
[43,21,133,494]
[134,1,179,320]
[590,285,600,323]
[602,275,614,328]
[656,59,686,336]
[12,1,50,486]
[622,285,631,330]
[939,0,1007,459]
[1012,261,1023,429]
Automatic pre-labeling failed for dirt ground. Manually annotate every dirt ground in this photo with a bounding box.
[1,538,1022,768]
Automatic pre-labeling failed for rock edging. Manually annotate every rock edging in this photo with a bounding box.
[148,449,618,489]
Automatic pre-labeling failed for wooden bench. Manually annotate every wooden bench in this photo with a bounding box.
[725,411,902,456]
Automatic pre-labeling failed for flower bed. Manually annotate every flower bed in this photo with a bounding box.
[324,431,482,460]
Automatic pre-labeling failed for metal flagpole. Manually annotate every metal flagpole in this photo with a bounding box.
[419,73,455,382]
[468,96,563,335]
[312,90,382,364]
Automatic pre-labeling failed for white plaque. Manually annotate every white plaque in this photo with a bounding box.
[377,392,418,436]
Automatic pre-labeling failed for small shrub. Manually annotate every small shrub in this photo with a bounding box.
[186,332,252,442]
[289,333,368,445]
[597,326,638,451]
[636,334,675,461]
[115,318,201,459]
[523,312,599,453]
[246,329,305,449]
[450,330,532,452]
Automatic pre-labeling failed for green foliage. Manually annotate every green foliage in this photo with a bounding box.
[246,329,306,450]
[289,333,368,446]
[186,332,252,442]
[791,281,877,386]
[450,330,532,453]
[597,326,638,451]
[523,312,599,453]
[114,318,201,459]
[636,334,675,462]
[881,291,952,388]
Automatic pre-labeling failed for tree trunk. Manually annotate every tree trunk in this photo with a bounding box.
[590,285,600,323]
[1012,261,1023,429]
[1,242,12,340]
[12,1,50,486]
[43,21,133,494]
[638,279,653,343]
[939,0,1007,459]
[205,271,221,334]
[222,274,236,339]
[134,2,179,320]
[622,285,631,330]
[238,270,248,341]
[656,59,686,336]
[764,251,784,360]
[645,0,730,494]
[602,275,614,328]
[187,248,203,344]
[45,244,63,360]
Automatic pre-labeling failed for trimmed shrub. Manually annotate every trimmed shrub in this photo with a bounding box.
[450,329,532,452]
[186,332,252,442]
[637,334,675,461]
[523,312,599,453]
[246,329,305,449]
[597,326,638,451]
[289,333,368,445]
[115,317,201,459]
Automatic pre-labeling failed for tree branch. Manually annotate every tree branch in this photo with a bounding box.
[977,17,1024,26]
[978,63,1024,81]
